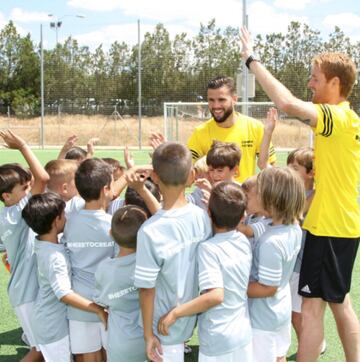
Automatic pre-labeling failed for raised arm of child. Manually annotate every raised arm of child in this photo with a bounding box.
[157,288,224,336]
[0,130,49,195]
[124,146,135,169]
[57,135,78,159]
[125,168,161,214]
[258,107,277,170]
[86,137,100,159]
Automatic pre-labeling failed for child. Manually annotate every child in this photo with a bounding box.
[0,129,49,361]
[287,147,326,353]
[95,205,148,362]
[187,141,241,210]
[22,192,107,362]
[61,158,115,361]
[248,167,305,362]
[238,176,272,250]
[134,142,212,362]
[102,157,126,181]
[158,181,253,361]
[45,159,79,201]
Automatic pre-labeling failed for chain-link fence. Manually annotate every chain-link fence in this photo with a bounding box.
[0,20,359,148]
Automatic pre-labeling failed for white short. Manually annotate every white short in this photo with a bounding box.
[161,343,184,362]
[198,342,252,362]
[38,335,71,362]
[290,272,302,313]
[14,302,39,350]
[252,324,291,361]
[69,320,107,354]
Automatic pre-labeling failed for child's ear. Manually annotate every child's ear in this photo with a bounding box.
[2,192,10,202]
[109,228,113,237]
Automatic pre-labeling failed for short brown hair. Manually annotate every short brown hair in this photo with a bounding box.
[257,167,305,225]
[313,52,357,98]
[286,147,313,173]
[152,142,192,186]
[45,159,78,191]
[209,181,246,229]
[206,141,241,169]
[207,76,235,95]
[111,205,147,249]
[0,164,32,202]
[294,147,314,173]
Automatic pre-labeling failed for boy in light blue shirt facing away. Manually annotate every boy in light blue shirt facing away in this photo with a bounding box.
[0,130,49,362]
[22,192,107,362]
[134,142,212,362]
[62,158,115,361]
[247,167,305,362]
[158,181,253,362]
[95,205,148,362]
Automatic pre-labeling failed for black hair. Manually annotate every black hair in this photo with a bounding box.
[75,158,112,202]
[0,163,32,202]
[125,179,161,217]
[111,205,147,249]
[209,181,246,229]
[22,192,66,235]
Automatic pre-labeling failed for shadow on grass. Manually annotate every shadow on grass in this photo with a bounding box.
[0,327,28,361]
[185,345,199,362]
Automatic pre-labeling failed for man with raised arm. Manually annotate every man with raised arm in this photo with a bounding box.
[240,27,360,362]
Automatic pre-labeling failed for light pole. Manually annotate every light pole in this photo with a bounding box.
[48,14,85,45]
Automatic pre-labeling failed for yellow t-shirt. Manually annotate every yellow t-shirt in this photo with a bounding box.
[303,102,360,237]
[187,113,276,182]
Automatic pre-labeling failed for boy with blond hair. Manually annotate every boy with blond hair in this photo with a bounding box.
[134,142,212,362]
[0,130,49,361]
[248,167,304,362]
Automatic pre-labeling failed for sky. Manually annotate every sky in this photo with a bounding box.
[0,0,359,50]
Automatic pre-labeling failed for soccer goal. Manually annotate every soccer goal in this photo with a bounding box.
[163,101,274,144]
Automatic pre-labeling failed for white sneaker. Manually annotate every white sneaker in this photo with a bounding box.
[320,339,327,355]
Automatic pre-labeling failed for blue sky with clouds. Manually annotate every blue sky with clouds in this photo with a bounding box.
[1,0,359,49]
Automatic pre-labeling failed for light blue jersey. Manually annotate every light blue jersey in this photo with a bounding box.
[186,187,207,211]
[197,230,252,356]
[95,255,146,362]
[134,202,212,345]
[249,224,302,331]
[33,239,72,344]
[107,197,125,215]
[0,194,38,307]
[62,209,115,322]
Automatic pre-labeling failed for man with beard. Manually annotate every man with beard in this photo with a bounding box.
[240,27,360,362]
[187,76,276,183]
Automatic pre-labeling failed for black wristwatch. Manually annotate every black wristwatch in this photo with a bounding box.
[245,55,259,69]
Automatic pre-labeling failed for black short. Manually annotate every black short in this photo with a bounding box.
[298,231,359,303]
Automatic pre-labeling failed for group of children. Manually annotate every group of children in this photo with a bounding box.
[0,107,316,362]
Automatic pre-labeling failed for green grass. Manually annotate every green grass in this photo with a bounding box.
[0,148,359,361]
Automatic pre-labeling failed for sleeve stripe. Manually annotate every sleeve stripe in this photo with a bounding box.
[190,149,200,160]
[259,274,281,282]
[320,104,333,137]
[134,273,157,282]
[136,265,159,273]
[135,269,158,278]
